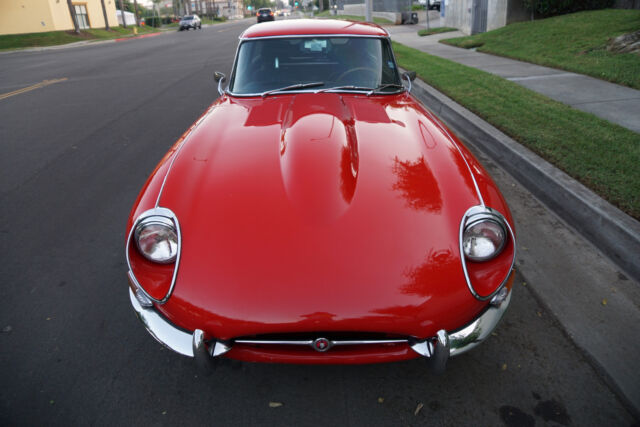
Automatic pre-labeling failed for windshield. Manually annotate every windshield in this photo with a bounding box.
[183,16,193,20]
[229,37,402,95]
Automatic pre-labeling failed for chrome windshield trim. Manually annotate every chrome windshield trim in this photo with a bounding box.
[228,35,399,96]
[126,207,182,304]
[226,89,403,97]
[458,206,517,301]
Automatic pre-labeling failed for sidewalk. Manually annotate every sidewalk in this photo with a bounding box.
[385,24,640,133]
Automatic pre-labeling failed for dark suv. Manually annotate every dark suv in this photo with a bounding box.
[257,8,275,23]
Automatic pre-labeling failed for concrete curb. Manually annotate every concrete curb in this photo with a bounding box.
[410,77,640,284]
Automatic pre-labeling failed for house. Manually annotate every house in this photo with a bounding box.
[0,0,119,36]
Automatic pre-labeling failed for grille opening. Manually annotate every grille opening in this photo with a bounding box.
[233,331,411,342]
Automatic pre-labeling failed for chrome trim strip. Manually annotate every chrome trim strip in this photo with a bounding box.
[408,83,485,206]
[154,141,188,208]
[126,207,182,304]
[458,205,516,301]
[154,107,213,208]
[441,125,485,206]
[234,338,407,347]
[129,288,193,357]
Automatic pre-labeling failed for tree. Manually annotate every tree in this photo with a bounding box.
[133,0,140,26]
[100,0,110,30]
[66,0,80,33]
[119,0,128,27]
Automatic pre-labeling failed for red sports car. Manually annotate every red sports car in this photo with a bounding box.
[126,19,516,372]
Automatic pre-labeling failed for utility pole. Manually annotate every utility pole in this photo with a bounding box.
[364,0,372,22]
[100,0,110,29]
[119,0,128,27]
[66,0,80,33]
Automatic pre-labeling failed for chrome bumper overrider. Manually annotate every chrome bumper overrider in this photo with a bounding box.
[129,287,512,369]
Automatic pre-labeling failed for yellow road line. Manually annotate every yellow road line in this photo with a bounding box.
[0,78,68,101]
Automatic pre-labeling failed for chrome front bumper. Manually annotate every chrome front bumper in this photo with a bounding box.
[129,286,512,368]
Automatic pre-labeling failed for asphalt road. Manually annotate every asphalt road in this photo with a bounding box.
[0,20,635,426]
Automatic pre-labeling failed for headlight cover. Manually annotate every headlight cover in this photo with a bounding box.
[463,218,506,262]
[134,216,178,264]
[459,205,516,301]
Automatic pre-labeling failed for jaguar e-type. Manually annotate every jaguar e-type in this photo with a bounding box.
[126,19,516,372]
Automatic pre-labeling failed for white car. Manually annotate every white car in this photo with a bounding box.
[179,14,202,31]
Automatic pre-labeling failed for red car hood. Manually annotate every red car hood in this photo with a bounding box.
[156,93,486,339]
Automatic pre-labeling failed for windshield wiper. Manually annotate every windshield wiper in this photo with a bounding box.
[366,84,405,96]
[316,85,374,93]
[261,82,325,98]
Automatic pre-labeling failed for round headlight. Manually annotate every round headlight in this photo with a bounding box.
[463,219,506,262]
[134,216,178,264]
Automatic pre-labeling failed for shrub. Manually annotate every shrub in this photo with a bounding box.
[523,0,614,18]
[145,16,162,27]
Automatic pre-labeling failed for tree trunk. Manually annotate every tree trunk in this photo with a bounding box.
[66,0,80,33]
[119,0,128,27]
[100,0,110,30]
[133,0,140,26]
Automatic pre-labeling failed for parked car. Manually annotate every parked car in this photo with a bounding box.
[418,0,440,10]
[126,19,516,372]
[256,8,275,23]
[179,14,201,30]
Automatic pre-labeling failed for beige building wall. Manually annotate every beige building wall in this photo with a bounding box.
[0,0,119,35]
[0,0,57,35]
[49,0,75,31]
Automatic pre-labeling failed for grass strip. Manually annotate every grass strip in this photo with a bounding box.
[314,11,394,24]
[0,26,159,51]
[441,9,640,89]
[418,27,457,36]
[393,41,640,219]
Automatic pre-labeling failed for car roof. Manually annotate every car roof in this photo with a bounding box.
[240,19,388,39]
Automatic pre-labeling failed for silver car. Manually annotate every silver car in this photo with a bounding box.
[179,14,201,31]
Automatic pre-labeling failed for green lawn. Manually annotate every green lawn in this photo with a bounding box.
[0,25,158,51]
[314,10,394,24]
[393,42,640,219]
[441,9,640,89]
[418,27,457,37]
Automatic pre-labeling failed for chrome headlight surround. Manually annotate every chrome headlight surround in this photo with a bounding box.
[126,207,182,304]
[134,215,178,264]
[459,206,516,301]
[463,213,507,262]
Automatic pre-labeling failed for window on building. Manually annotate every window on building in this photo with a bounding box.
[74,4,90,30]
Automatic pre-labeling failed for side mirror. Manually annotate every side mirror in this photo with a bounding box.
[402,70,416,93]
[403,71,416,82]
[214,72,226,96]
